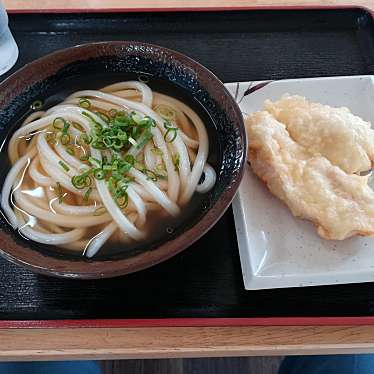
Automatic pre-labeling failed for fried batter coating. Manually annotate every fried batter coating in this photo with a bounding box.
[246,111,374,240]
[264,95,374,174]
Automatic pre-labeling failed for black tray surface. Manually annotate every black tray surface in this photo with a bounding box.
[1,9,374,321]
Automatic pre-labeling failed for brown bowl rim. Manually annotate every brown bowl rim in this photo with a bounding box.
[0,41,246,279]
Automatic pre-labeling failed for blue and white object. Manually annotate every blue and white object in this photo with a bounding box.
[0,1,18,76]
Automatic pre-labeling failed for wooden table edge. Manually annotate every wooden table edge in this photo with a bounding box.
[2,0,374,360]
[1,325,374,360]
[3,0,374,13]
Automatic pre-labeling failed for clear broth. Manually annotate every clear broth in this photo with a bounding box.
[0,73,221,261]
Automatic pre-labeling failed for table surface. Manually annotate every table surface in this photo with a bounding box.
[2,0,374,361]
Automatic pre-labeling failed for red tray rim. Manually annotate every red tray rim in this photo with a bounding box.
[2,4,374,329]
[3,316,374,329]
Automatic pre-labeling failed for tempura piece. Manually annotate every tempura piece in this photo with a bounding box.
[247,111,374,240]
[264,95,374,174]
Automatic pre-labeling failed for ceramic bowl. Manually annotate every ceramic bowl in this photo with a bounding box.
[0,41,246,279]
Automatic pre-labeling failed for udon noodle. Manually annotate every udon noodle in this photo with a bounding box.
[1,81,216,257]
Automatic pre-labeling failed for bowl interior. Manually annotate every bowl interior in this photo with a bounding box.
[0,42,245,277]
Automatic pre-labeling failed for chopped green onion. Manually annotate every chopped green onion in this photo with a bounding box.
[102,136,114,148]
[144,169,158,181]
[91,139,107,150]
[74,123,85,132]
[107,176,116,194]
[155,164,167,179]
[117,179,128,190]
[155,104,176,121]
[54,182,64,203]
[139,116,156,128]
[136,130,153,149]
[84,110,158,153]
[131,126,140,138]
[31,100,43,110]
[59,160,70,172]
[111,160,118,171]
[111,172,121,181]
[79,98,91,109]
[95,124,103,133]
[128,137,138,147]
[80,154,89,162]
[164,128,177,143]
[131,113,143,124]
[83,187,92,202]
[60,133,70,145]
[117,132,128,144]
[53,117,66,130]
[116,193,129,208]
[172,153,180,172]
[94,207,107,216]
[164,121,176,129]
[124,154,135,165]
[94,169,106,180]
[118,161,132,174]
[124,176,135,183]
[156,173,167,180]
[96,111,110,123]
[66,146,75,156]
[113,112,130,127]
[88,157,101,168]
[72,174,92,189]
[80,134,92,145]
[164,121,178,143]
[62,121,70,134]
[138,74,150,83]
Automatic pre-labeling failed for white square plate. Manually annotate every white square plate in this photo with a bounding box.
[225,75,374,290]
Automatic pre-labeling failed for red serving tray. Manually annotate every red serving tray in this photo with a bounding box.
[3,5,374,328]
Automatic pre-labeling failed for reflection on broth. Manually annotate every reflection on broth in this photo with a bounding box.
[1,80,217,258]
